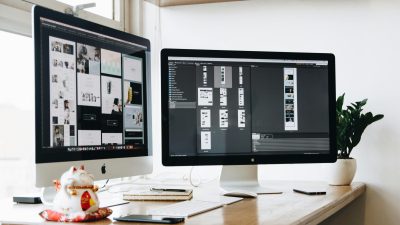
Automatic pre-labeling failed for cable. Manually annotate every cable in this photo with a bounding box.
[100,179,109,189]
[188,167,199,187]
[100,167,220,193]
[97,179,110,193]
[98,176,143,193]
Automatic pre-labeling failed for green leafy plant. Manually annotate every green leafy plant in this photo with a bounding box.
[336,93,384,159]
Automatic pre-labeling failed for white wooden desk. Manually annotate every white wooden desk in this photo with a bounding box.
[0,181,365,225]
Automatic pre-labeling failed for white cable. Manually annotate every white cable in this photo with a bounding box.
[189,167,201,187]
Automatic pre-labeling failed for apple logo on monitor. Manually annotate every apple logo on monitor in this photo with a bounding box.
[101,163,106,174]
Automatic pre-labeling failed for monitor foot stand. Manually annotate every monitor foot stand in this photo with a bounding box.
[221,184,281,195]
[220,165,282,196]
[40,187,57,206]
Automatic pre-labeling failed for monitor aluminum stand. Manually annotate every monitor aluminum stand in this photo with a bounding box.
[220,165,282,195]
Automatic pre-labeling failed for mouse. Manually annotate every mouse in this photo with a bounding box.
[223,190,257,198]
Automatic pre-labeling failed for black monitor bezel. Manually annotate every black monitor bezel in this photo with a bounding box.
[33,6,151,163]
[161,48,336,166]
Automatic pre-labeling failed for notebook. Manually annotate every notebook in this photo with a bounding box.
[123,189,193,201]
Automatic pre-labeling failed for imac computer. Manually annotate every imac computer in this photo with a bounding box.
[161,49,336,193]
[33,6,152,200]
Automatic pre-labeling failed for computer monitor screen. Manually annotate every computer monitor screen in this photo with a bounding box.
[161,49,336,166]
[33,6,152,187]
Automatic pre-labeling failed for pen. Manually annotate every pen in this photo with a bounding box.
[150,187,188,192]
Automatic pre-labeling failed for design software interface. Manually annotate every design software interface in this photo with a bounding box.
[168,57,330,157]
[39,18,147,154]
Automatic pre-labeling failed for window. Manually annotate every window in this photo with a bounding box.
[54,0,123,28]
[56,0,118,21]
[0,0,142,199]
[0,0,130,37]
[0,30,37,198]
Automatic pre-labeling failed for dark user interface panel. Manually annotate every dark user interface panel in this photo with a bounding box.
[167,57,330,157]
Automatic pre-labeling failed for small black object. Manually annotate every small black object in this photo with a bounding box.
[114,215,184,224]
[293,188,326,195]
[150,187,188,192]
[13,196,42,204]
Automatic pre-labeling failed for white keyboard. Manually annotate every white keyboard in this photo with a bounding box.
[147,200,224,217]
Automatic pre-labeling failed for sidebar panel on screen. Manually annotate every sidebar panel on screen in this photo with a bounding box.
[168,62,197,156]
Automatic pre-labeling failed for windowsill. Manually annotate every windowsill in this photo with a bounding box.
[145,0,241,7]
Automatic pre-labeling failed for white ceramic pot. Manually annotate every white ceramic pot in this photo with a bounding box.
[328,158,357,186]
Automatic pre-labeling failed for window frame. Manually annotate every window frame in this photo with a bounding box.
[0,0,142,37]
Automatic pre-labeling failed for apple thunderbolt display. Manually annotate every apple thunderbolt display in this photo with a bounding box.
[161,49,336,193]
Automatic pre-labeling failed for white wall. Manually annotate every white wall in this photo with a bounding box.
[143,0,400,224]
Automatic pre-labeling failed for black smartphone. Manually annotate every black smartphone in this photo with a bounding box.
[293,188,326,195]
[114,215,184,224]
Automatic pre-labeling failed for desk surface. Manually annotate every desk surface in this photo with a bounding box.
[0,181,365,225]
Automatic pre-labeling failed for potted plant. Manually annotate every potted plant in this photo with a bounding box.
[329,93,384,185]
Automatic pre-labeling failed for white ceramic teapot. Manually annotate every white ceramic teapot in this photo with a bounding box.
[53,166,99,214]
